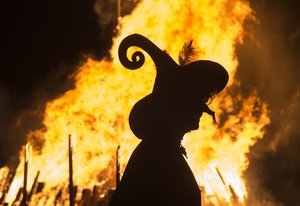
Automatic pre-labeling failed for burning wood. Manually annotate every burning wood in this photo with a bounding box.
[54,188,63,205]
[215,167,240,204]
[115,0,122,35]
[12,187,22,205]
[21,143,31,206]
[68,134,75,206]
[215,167,227,189]
[116,145,121,188]
[91,186,100,205]
[81,188,92,206]
[0,168,16,205]
[0,167,9,196]
[35,182,45,193]
[27,171,40,203]
[229,186,238,203]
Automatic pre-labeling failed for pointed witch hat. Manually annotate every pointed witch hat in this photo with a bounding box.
[118,34,229,140]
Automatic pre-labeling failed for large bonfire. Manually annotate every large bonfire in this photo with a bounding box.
[1,0,270,205]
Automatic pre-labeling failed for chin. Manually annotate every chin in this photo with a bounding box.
[192,120,200,130]
[182,119,200,133]
[186,124,199,133]
[192,124,200,130]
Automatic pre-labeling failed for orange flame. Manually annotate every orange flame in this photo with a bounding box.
[4,0,270,205]
[0,166,10,197]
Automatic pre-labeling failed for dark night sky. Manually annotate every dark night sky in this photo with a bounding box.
[1,0,300,205]
[0,0,114,167]
[1,0,111,102]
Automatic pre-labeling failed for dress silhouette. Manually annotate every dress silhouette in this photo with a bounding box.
[109,34,229,206]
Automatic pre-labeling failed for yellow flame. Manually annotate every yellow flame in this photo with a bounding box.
[4,0,270,205]
[0,166,10,197]
[25,142,32,162]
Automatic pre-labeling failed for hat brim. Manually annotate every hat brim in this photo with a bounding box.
[179,60,229,99]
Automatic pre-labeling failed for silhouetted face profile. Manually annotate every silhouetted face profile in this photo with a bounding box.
[176,95,204,132]
[162,88,205,134]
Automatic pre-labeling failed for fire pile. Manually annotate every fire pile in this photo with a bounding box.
[0,0,270,205]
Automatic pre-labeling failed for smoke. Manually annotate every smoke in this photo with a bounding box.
[0,65,76,167]
[235,0,300,205]
[94,0,140,44]
[94,0,140,25]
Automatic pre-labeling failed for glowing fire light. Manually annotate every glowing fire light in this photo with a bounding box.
[2,0,270,205]
[25,143,32,163]
[0,166,10,197]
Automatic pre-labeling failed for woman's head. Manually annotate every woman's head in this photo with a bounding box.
[119,34,229,141]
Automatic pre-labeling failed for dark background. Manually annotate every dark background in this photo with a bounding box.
[237,1,300,205]
[1,0,300,205]
[0,0,114,167]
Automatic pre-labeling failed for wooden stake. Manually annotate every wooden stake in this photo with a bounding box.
[21,144,29,206]
[28,171,40,202]
[69,135,75,206]
[116,145,121,188]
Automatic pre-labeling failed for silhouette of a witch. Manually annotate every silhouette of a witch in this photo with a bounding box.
[109,34,229,206]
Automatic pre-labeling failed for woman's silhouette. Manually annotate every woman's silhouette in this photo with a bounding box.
[109,34,229,206]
